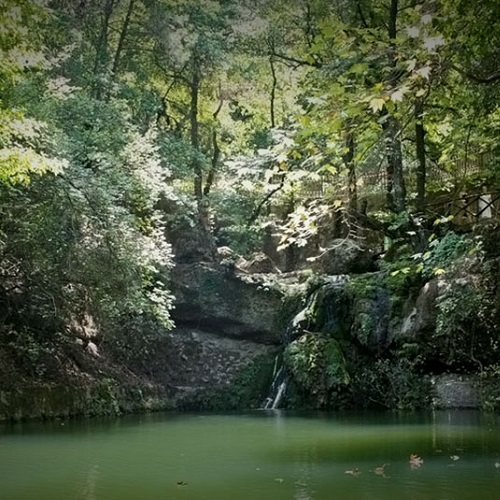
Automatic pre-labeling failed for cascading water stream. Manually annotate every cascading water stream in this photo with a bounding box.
[261,364,287,409]
[261,274,350,410]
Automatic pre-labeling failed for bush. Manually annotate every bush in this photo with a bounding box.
[350,357,433,410]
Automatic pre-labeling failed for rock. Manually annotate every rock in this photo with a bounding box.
[309,239,375,275]
[148,327,276,393]
[236,252,281,274]
[216,246,236,260]
[432,374,479,408]
[400,279,439,338]
[170,262,284,344]
[351,285,391,350]
[86,342,100,357]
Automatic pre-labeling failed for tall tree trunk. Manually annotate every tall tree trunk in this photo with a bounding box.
[342,131,357,214]
[383,116,406,212]
[385,0,406,212]
[111,0,135,77]
[189,57,213,254]
[190,58,203,203]
[204,93,223,197]
[93,0,115,99]
[269,54,277,128]
[415,98,426,212]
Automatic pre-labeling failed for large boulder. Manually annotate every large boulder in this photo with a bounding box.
[308,239,376,275]
[170,262,284,344]
[236,252,281,274]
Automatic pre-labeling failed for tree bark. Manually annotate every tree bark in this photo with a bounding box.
[342,131,357,214]
[189,56,213,254]
[384,0,406,212]
[269,54,277,128]
[111,0,135,76]
[383,116,406,212]
[189,57,203,203]
[415,98,426,212]
[93,0,115,99]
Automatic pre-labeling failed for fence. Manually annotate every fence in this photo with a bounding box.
[426,191,500,225]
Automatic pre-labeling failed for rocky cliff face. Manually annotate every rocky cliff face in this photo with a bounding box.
[155,257,297,408]
[170,262,284,344]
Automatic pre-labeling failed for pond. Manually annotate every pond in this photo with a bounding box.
[1,410,500,499]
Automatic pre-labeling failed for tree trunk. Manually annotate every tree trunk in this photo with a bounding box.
[342,131,357,214]
[93,0,115,99]
[384,0,406,212]
[384,116,406,212]
[189,56,213,255]
[189,58,203,203]
[415,98,426,212]
[269,54,277,128]
[111,0,135,77]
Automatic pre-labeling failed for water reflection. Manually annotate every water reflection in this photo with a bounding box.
[78,464,99,500]
[1,410,500,499]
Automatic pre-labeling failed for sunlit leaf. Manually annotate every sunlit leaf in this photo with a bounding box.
[421,14,433,24]
[406,26,420,38]
[409,454,424,470]
[417,66,432,80]
[369,98,386,113]
[423,35,445,52]
[391,86,409,102]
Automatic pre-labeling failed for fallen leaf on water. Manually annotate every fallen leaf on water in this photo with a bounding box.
[372,464,389,477]
[410,454,424,470]
[450,455,460,461]
[345,468,362,477]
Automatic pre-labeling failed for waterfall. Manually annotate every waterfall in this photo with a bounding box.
[261,275,350,410]
[261,362,287,409]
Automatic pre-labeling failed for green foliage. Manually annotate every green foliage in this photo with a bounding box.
[216,224,264,256]
[477,365,500,412]
[434,281,483,370]
[350,357,433,410]
[419,231,471,278]
[284,333,349,408]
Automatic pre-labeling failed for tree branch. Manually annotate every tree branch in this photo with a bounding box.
[268,50,322,69]
[451,63,500,84]
[246,175,285,227]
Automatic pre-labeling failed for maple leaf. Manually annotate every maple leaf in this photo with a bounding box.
[410,454,424,470]
[424,35,445,52]
[417,66,432,80]
[391,86,409,102]
[406,26,420,38]
[421,14,433,25]
[369,97,386,113]
[407,58,417,72]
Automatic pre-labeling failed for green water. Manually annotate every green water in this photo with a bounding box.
[1,410,500,499]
